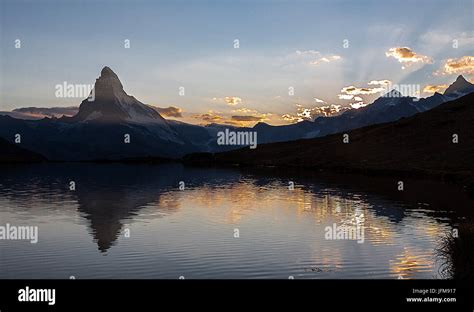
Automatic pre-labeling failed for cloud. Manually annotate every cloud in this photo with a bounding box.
[312,104,349,117]
[295,50,342,66]
[350,102,368,109]
[224,96,242,106]
[368,80,392,86]
[192,109,270,126]
[151,106,183,118]
[231,110,272,124]
[193,111,225,123]
[295,50,320,56]
[231,115,263,122]
[337,80,391,109]
[282,103,350,123]
[420,31,474,48]
[211,96,243,106]
[281,114,299,123]
[231,108,258,114]
[338,94,354,100]
[313,97,325,103]
[385,47,433,67]
[422,84,448,94]
[338,94,364,101]
[309,55,341,66]
[297,107,313,120]
[340,85,386,96]
[435,56,474,76]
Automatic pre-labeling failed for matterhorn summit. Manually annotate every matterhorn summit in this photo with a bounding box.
[72,67,167,124]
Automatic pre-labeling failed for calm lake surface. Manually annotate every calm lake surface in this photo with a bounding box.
[0,163,472,279]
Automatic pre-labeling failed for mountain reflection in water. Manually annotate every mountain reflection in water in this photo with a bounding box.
[0,163,472,279]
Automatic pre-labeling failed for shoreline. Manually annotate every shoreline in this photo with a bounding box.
[2,157,473,199]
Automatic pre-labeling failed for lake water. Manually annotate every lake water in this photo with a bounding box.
[0,163,472,279]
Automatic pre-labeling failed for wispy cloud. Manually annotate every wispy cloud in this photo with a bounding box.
[422,84,448,94]
[151,106,183,118]
[231,108,258,114]
[295,50,342,66]
[420,31,474,49]
[193,111,226,124]
[435,56,474,76]
[219,96,241,106]
[310,55,341,66]
[368,80,391,86]
[282,103,350,123]
[231,115,263,122]
[385,47,433,68]
[337,80,391,109]
[340,85,386,96]
[210,96,243,106]
[349,102,368,109]
[192,109,271,126]
[338,94,354,100]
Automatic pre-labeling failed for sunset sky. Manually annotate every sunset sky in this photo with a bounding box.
[1,0,473,126]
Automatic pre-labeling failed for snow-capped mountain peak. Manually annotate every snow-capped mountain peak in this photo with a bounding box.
[94,66,124,96]
[72,67,167,124]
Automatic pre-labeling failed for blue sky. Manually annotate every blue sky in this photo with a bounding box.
[1,0,473,125]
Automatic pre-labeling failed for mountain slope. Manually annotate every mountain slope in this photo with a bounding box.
[1,68,472,161]
[0,67,215,160]
[444,75,474,97]
[0,107,79,120]
[0,137,46,162]
[71,67,168,124]
[187,92,474,179]
[0,113,210,160]
[250,76,474,144]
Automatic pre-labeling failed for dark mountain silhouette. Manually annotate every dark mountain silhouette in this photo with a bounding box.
[186,92,474,181]
[251,76,474,144]
[0,67,217,160]
[0,137,46,162]
[444,75,474,96]
[71,66,168,124]
[0,106,78,120]
[0,67,472,161]
[0,104,181,120]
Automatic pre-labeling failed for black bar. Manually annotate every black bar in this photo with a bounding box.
[0,279,472,310]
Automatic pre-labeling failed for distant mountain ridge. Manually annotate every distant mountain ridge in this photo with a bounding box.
[0,67,473,161]
[251,75,474,144]
[186,92,474,181]
[1,106,79,120]
[0,67,216,160]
